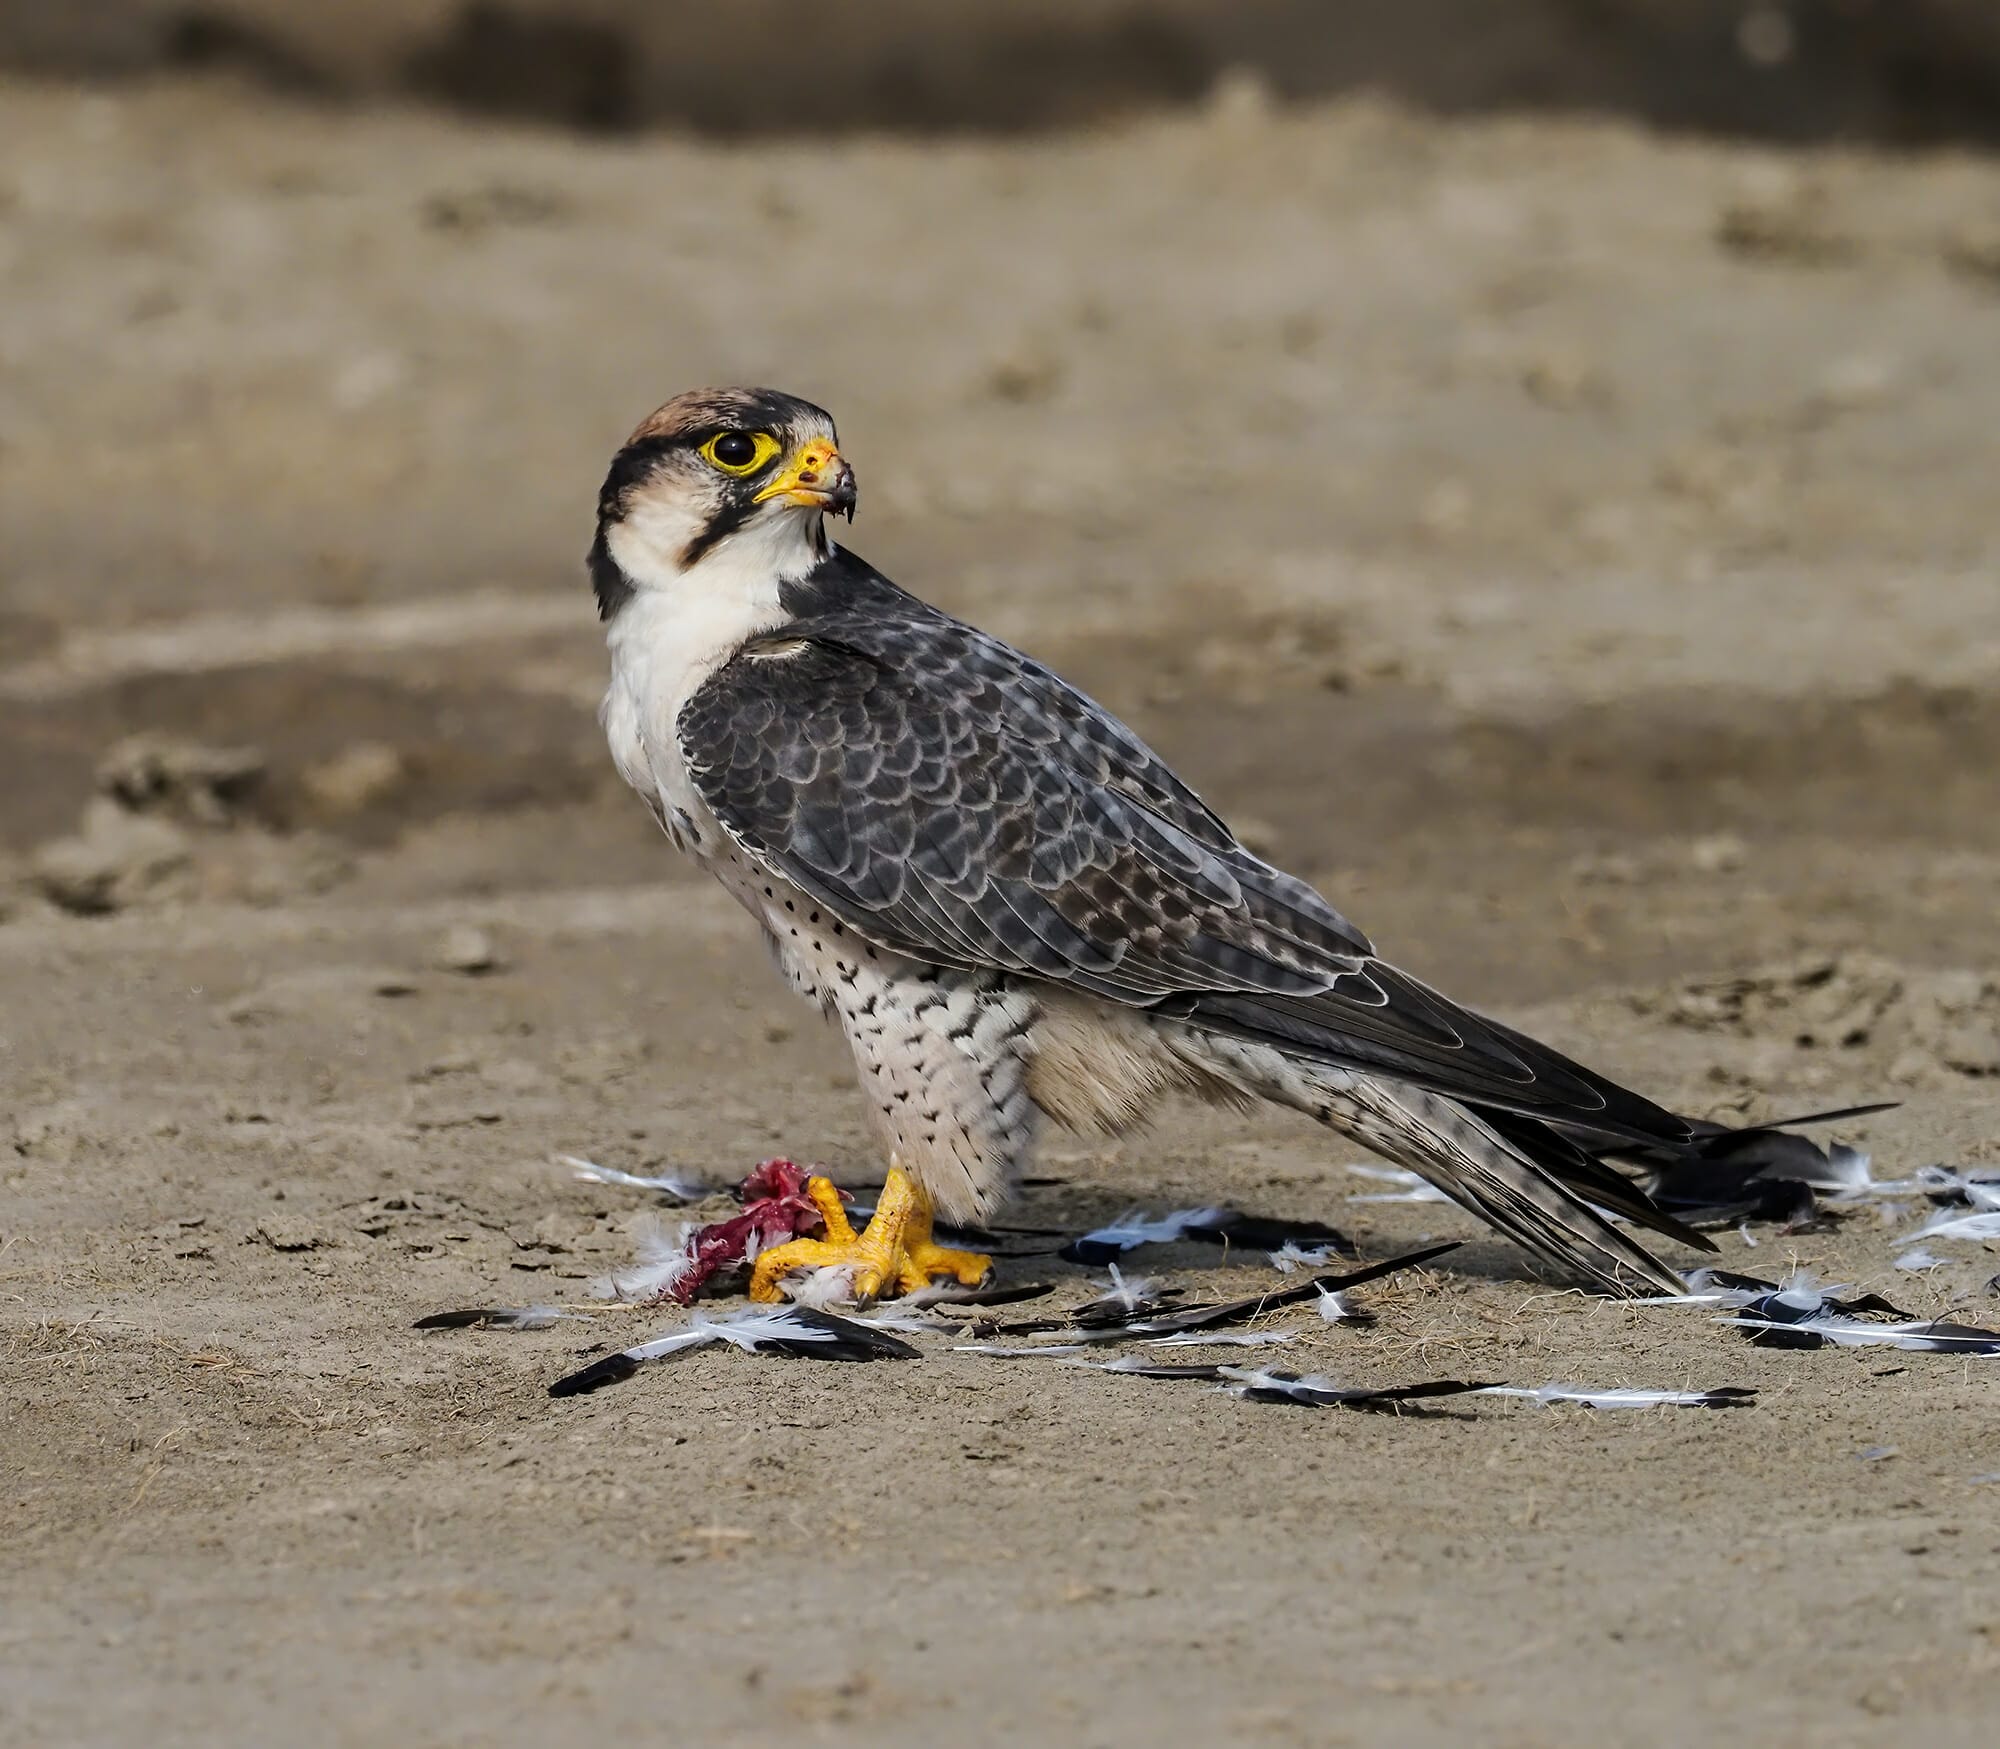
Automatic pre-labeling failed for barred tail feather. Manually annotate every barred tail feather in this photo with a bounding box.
[1320,1079,1692,1297]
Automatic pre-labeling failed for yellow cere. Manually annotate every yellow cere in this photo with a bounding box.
[752,440,844,504]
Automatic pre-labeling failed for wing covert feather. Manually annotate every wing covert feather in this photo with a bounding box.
[679,602,1691,1148]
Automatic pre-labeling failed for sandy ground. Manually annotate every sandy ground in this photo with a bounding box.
[5,72,2000,1746]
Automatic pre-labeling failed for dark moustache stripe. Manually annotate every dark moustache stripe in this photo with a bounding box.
[587,523,635,621]
[677,494,751,568]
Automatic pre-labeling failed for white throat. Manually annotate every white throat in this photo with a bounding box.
[605,498,824,678]
[599,501,829,842]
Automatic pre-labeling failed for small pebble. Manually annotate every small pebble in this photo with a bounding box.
[1690,833,1747,875]
[435,924,502,976]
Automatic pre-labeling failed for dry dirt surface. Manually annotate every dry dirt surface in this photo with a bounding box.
[5,68,2000,1748]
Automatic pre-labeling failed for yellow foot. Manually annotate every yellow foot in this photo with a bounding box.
[748,1166,992,1303]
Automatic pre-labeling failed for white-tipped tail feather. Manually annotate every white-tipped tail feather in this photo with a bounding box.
[1161,1028,1692,1297]
[1326,1079,1689,1297]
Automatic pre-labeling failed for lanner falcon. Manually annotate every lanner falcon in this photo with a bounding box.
[592,386,1730,1302]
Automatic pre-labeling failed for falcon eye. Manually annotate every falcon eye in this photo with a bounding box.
[701,430,781,476]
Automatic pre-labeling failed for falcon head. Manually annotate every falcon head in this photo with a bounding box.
[589,386,857,620]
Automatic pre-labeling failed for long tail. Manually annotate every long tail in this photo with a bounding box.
[1309,1075,1697,1297]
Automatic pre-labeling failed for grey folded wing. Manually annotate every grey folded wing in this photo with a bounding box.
[678,606,1693,1153]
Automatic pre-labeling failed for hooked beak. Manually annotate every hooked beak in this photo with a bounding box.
[752,439,857,521]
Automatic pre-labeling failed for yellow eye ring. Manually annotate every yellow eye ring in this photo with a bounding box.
[700,430,783,476]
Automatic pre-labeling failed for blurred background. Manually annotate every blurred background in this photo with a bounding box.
[8,10,2000,1742]
[4,0,1999,984]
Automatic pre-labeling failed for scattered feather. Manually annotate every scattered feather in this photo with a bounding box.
[1143,1328,1299,1349]
[414,1304,579,1331]
[1217,1366,1495,1412]
[847,1305,952,1336]
[593,1220,701,1303]
[1315,1288,1370,1325]
[1791,1315,2000,1354]
[677,1306,917,1362]
[1068,1357,1748,1414]
[1103,1262,1154,1303]
[1084,1357,1235,1380]
[950,1247,1450,1346]
[1110,1243,1459,1338]
[1186,1213,1355,1257]
[560,1154,707,1201]
[550,1306,920,1396]
[1059,1206,1233,1264]
[1813,1143,1877,1195]
[1476,1383,1756,1410]
[903,1280,1056,1309]
[779,1265,862,1310]
[953,1342,1089,1358]
[1059,1206,1353,1263]
[1895,1248,1946,1271]
[1070,1265,1183,1327]
[1269,1240,1348,1274]
[1884,1165,2000,1207]
[1345,1163,1452,1207]
[1642,1267,1916,1326]
[1638,1104,1896,1230]
[555,1326,715,1392]
[1908,1209,2000,1244]
[1719,1298,2000,1354]
[1637,1265,1809,1308]
[1342,1163,1428,1185]
[1347,1188,1453,1205]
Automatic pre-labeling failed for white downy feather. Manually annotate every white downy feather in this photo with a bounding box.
[780,1265,862,1310]
[1103,1263,1155,1310]
[1268,1241,1344,1273]
[495,1305,577,1330]
[592,1219,698,1302]
[1316,1289,1364,1324]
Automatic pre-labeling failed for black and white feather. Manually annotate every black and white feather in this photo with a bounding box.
[549,1306,922,1397]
